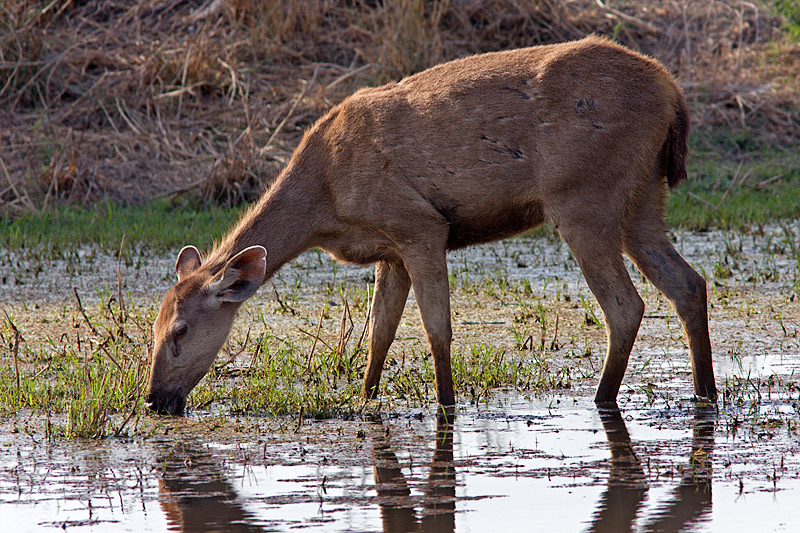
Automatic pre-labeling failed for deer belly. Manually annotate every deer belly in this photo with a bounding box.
[445,203,545,249]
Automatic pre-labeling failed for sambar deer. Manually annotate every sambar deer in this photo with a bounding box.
[145,35,717,415]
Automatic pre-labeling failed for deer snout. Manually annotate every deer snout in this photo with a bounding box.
[145,387,186,416]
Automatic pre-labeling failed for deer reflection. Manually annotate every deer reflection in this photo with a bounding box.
[589,405,715,533]
[370,410,456,533]
[644,406,714,532]
[157,444,264,533]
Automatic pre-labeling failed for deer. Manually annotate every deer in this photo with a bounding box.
[145,35,717,415]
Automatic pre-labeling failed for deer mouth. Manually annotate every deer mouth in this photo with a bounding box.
[145,387,186,416]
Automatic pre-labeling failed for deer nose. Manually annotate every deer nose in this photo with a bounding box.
[145,388,185,415]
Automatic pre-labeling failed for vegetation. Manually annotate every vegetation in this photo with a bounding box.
[1,1,799,439]
[0,290,150,439]
[670,143,800,230]
[0,267,582,438]
[0,198,240,253]
[2,216,797,439]
[1,0,798,216]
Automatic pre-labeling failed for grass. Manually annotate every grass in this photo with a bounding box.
[193,329,367,418]
[1,209,798,440]
[0,198,242,254]
[0,284,580,439]
[0,292,150,439]
[190,338,574,418]
[669,141,800,230]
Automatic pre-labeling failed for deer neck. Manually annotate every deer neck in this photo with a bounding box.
[204,166,330,282]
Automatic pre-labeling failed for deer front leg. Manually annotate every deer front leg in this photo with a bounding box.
[362,260,412,399]
[403,247,455,406]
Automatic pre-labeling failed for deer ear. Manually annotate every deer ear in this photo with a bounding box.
[176,246,202,282]
[208,246,267,303]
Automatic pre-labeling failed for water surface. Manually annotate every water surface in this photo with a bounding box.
[2,396,798,532]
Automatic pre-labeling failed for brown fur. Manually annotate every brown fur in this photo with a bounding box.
[145,35,716,414]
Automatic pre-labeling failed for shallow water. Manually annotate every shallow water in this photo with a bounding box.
[1,225,798,531]
[2,396,798,532]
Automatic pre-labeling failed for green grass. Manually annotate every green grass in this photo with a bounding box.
[0,292,577,438]
[669,141,800,230]
[0,299,151,439]
[192,331,367,418]
[0,198,242,254]
[191,340,574,417]
[771,0,800,38]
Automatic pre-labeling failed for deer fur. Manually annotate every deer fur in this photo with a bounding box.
[145,35,716,415]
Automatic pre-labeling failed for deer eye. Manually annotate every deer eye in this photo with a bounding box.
[175,323,188,339]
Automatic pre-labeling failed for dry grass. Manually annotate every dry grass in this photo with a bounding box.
[1,0,798,213]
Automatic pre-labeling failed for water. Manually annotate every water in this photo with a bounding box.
[2,397,798,532]
[2,225,798,531]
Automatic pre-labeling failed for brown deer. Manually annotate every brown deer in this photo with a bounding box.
[145,35,716,415]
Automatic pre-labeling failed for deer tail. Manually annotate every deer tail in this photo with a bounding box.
[665,95,689,189]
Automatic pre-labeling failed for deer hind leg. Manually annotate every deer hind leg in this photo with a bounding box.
[362,260,412,399]
[402,244,455,406]
[623,227,716,400]
[558,222,645,403]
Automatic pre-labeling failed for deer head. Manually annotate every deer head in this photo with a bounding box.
[145,245,267,415]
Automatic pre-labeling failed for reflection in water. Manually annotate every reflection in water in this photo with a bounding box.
[589,406,715,533]
[644,406,714,533]
[590,407,648,532]
[158,445,265,533]
[371,410,456,533]
[155,414,457,533]
[152,406,715,533]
